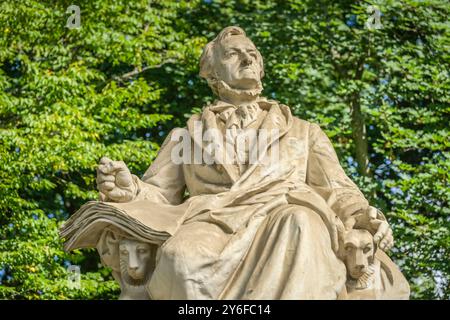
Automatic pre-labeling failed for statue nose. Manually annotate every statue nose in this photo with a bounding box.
[129,266,138,272]
[128,255,139,270]
[241,53,252,66]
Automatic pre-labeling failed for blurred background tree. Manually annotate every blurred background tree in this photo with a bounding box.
[0,0,448,299]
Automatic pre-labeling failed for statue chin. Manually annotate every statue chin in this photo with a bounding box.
[214,78,263,104]
[128,270,145,281]
[232,77,260,90]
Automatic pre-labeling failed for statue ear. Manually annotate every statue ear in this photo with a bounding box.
[106,230,120,246]
[199,42,215,80]
[337,229,349,260]
[96,228,121,272]
[256,50,265,79]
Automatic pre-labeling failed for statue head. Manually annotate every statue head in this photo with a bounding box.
[342,229,375,280]
[200,26,264,99]
[119,238,153,285]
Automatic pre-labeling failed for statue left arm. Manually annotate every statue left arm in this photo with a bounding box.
[306,123,393,251]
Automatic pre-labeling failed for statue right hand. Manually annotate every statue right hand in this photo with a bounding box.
[96,157,137,202]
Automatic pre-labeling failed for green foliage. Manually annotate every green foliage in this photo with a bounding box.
[0,0,192,299]
[0,0,448,299]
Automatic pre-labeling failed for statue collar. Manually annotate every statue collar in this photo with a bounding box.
[187,98,294,183]
[204,98,293,132]
[206,97,279,113]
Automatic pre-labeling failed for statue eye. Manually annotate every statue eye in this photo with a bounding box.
[363,246,372,254]
[120,249,128,255]
[345,246,353,252]
[137,248,147,254]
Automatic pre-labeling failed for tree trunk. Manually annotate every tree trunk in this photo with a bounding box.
[351,96,370,176]
[351,52,370,177]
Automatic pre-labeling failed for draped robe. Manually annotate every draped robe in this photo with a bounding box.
[116,98,404,299]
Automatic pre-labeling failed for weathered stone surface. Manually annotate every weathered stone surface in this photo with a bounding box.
[61,26,409,300]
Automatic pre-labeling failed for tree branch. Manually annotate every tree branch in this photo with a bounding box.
[113,59,177,82]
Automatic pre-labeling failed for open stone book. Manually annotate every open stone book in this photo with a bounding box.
[60,200,190,251]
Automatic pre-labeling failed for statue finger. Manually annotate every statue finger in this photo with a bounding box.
[384,229,394,246]
[97,163,113,175]
[385,233,394,249]
[98,181,115,191]
[99,192,107,202]
[99,156,113,165]
[110,160,127,172]
[385,228,393,239]
[367,206,378,220]
[373,221,389,243]
[380,232,393,251]
[369,217,383,228]
[108,187,128,202]
[96,174,115,185]
[115,170,133,188]
[98,160,126,175]
[386,238,394,251]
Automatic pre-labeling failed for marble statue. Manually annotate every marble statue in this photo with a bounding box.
[61,26,410,300]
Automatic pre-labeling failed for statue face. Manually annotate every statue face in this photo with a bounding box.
[215,35,261,90]
[343,230,374,280]
[119,239,152,280]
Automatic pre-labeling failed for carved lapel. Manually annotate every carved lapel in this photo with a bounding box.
[232,101,293,188]
[187,103,241,182]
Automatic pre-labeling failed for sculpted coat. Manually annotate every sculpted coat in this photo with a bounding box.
[62,26,410,300]
[119,97,408,299]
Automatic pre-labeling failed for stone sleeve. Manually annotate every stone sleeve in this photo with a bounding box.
[306,123,374,229]
[133,129,186,205]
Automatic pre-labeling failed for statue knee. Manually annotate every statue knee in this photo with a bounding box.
[274,206,317,230]
[161,233,215,262]
[161,235,193,261]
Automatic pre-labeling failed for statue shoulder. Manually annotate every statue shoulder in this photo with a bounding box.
[291,116,314,127]
[159,127,188,151]
[305,121,328,140]
[187,113,202,122]
[290,116,323,136]
[288,117,332,149]
[159,111,201,152]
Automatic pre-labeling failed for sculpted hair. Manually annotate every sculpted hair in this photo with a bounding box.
[199,26,264,95]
